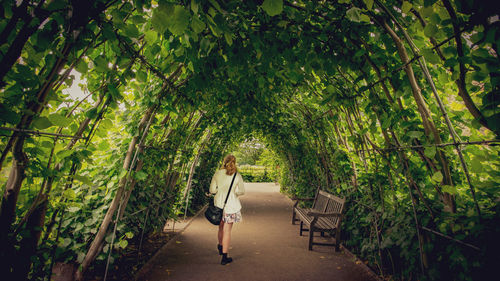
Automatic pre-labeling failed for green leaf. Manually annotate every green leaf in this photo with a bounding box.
[191,16,206,34]
[444,57,458,68]
[98,141,110,151]
[62,238,72,247]
[407,131,423,139]
[152,3,174,34]
[130,15,146,24]
[108,84,120,98]
[136,70,147,83]
[41,141,54,149]
[57,149,73,159]
[402,1,412,14]
[63,189,77,200]
[166,5,190,36]
[424,146,436,158]
[261,0,283,16]
[191,0,199,14]
[174,46,184,57]
[74,174,93,186]
[469,157,483,173]
[32,117,54,130]
[135,171,148,181]
[381,118,391,129]
[441,185,458,195]
[145,30,158,45]
[48,113,71,127]
[46,0,66,11]
[75,60,89,74]
[207,20,222,37]
[101,119,113,129]
[363,0,374,10]
[420,6,434,17]
[209,0,224,13]
[68,207,80,213]
[424,24,438,37]
[224,32,233,46]
[123,24,140,38]
[119,240,128,249]
[431,171,443,183]
[119,168,128,179]
[125,232,134,239]
[326,85,335,94]
[422,49,440,64]
[85,108,98,119]
[93,55,109,72]
[359,14,371,23]
[346,7,370,23]
[0,105,20,124]
[188,61,195,72]
[101,22,115,40]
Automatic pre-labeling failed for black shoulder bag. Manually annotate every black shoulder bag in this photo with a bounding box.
[204,173,237,225]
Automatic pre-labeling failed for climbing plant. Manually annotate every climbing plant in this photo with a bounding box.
[0,0,499,280]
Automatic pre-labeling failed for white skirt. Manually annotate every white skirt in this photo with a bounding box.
[222,211,242,223]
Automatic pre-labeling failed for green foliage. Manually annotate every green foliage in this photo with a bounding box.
[231,139,265,165]
[239,165,274,182]
[0,0,499,280]
[261,0,283,17]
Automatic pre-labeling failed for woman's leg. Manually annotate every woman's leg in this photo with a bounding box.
[222,222,233,253]
[218,220,224,246]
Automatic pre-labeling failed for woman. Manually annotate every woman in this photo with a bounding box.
[209,154,245,265]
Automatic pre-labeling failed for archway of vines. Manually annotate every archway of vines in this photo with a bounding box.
[0,0,499,280]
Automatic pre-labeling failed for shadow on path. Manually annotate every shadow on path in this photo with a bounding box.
[136,183,378,281]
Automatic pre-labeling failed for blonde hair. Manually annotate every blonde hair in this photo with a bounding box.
[222,154,237,175]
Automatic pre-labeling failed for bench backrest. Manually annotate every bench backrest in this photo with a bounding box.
[319,190,345,227]
[312,191,329,212]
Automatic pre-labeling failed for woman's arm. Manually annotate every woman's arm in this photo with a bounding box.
[235,173,245,196]
[209,172,218,194]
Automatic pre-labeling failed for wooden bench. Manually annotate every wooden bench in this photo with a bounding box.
[291,190,345,251]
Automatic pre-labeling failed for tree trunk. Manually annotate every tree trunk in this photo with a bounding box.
[440,0,489,131]
[0,33,76,223]
[0,4,50,87]
[75,105,155,280]
[0,138,27,277]
[16,94,109,279]
[0,0,29,47]
[382,20,456,212]
[14,194,48,279]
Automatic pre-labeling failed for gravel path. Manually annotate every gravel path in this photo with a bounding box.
[136,183,379,281]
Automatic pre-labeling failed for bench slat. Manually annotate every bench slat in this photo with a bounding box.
[318,190,345,204]
[313,195,329,212]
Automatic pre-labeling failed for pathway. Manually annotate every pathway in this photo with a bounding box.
[136,183,379,281]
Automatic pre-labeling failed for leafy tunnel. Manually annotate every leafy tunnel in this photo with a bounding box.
[0,0,499,280]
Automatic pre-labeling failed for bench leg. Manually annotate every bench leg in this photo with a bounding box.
[292,211,296,225]
[335,229,341,252]
[299,221,303,236]
[308,228,314,251]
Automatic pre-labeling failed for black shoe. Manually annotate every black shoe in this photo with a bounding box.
[217,244,223,255]
[221,254,233,265]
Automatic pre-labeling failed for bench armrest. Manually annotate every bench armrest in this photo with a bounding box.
[307,211,342,218]
[292,197,314,208]
[291,197,314,201]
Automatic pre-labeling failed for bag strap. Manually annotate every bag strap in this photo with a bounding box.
[223,173,237,207]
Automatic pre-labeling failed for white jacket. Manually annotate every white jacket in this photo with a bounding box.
[209,169,245,214]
